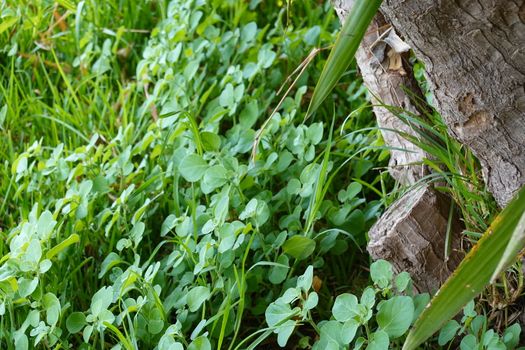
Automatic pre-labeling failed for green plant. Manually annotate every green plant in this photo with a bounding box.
[262,260,523,350]
[438,301,522,350]
[307,1,525,348]
[306,0,382,118]
[403,186,525,350]
[0,0,389,348]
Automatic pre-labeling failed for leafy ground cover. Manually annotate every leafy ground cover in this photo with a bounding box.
[0,0,522,349]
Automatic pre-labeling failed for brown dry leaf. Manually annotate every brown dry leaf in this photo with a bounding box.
[312,275,322,292]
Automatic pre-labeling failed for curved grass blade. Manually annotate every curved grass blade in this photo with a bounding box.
[306,0,382,118]
[403,186,525,350]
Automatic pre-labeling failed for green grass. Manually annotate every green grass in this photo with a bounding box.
[1,1,521,349]
[0,1,391,348]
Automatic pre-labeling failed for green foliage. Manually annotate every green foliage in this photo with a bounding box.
[306,0,382,117]
[0,0,386,348]
[265,260,521,350]
[437,301,523,350]
[403,186,525,350]
[2,0,520,349]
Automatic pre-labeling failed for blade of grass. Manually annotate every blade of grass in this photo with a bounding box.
[306,0,382,118]
[304,108,335,236]
[403,185,525,350]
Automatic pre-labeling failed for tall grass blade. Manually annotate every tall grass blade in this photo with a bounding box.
[306,0,382,118]
[403,186,525,350]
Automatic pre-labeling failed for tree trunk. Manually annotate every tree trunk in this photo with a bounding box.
[379,0,525,207]
[335,0,525,206]
[333,0,427,185]
[368,185,464,293]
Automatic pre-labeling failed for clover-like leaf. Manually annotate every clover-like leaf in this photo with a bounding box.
[283,236,316,261]
[187,286,211,312]
[332,293,358,322]
[366,330,389,350]
[43,292,60,327]
[90,286,113,317]
[66,312,86,333]
[179,154,208,182]
[370,260,393,289]
[377,296,414,338]
[438,320,460,346]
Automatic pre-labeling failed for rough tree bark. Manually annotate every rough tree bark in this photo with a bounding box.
[368,185,464,292]
[333,1,525,289]
[333,0,427,185]
[336,0,525,206]
[378,0,525,207]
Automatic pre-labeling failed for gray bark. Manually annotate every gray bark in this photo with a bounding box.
[335,0,525,206]
[378,0,525,206]
[368,185,464,293]
[333,0,427,185]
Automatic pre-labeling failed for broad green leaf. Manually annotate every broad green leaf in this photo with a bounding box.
[463,300,476,318]
[306,0,383,117]
[201,165,229,194]
[187,286,211,312]
[332,293,358,322]
[98,308,115,325]
[304,292,319,310]
[370,260,393,289]
[276,320,296,347]
[188,336,211,350]
[269,255,289,284]
[341,319,359,344]
[22,239,42,267]
[219,84,235,108]
[161,214,177,236]
[282,236,316,260]
[318,320,344,349]
[360,287,376,309]
[18,277,38,297]
[306,122,323,145]
[14,332,28,350]
[90,286,113,317]
[239,100,259,128]
[303,26,321,46]
[200,131,221,151]
[438,320,461,346]
[265,302,297,327]
[403,186,525,350]
[296,265,314,292]
[502,324,521,348]
[43,293,61,326]
[412,293,430,322]
[395,272,411,292]
[376,296,414,338]
[459,334,478,350]
[37,210,57,239]
[179,154,208,182]
[66,312,86,333]
[366,330,389,350]
[338,182,362,202]
[83,324,94,343]
[279,288,300,304]
[257,44,276,68]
